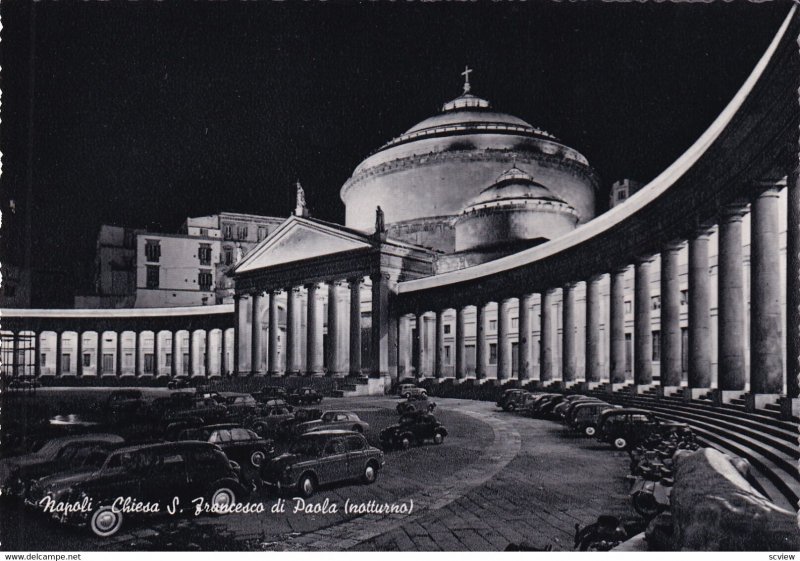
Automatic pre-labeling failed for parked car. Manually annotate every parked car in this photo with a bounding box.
[396,394,436,415]
[535,394,567,418]
[161,397,228,425]
[218,393,260,421]
[256,398,294,413]
[568,402,617,436]
[497,389,530,412]
[596,408,689,450]
[175,423,274,467]
[5,376,41,390]
[519,393,557,416]
[104,390,147,420]
[26,441,247,538]
[248,406,295,438]
[0,434,125,499]
[279,408,324,438]
[287,387,323,406]
[252,387,288,402]
[260,430,384,498]
[399,387,427,399]
[396,383,418,398]
[297,411,370,435]
[380,412,448,449]
[167,377,192,390]
[555,396,602,419]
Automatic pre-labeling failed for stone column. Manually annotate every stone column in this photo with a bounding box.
[73,331,80,377]
[660,244,683,391]
[204,330,211,377]
[688,230,713,396]
[585,276,602,383]
[233,294,241,375]
[170,330,178,377]
[518,294,533,381]
[305,283,323,376]
[268,291,280,376]
[251,291,263,376]
[634,260,653,389]
[348,277,362,376]
[370,273,391,379]
[153,331,160,376]
[97,332,104,376]
[540,291,554,382]
[562,286,577,383]
[718,205,747,394]
[188,330,195,377]
[398,315,411,378]
[11,332,19,378]
[133,331,140,376]
[115,332,122,376]
[788,156,800,400]
[326,283,340,376]
[434,309,445,378]
[476,302,488,380]
[220,329,228,376]
[286,287,299,374]
[33,332,41,378]
[414,312,425,377]
[750,187,783,397]
[455,306,466,380]
[609,268,627,386]
[497,299,510,381]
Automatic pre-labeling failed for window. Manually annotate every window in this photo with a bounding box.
[257,226,267,241]
[346,435,366,451]
[83,353,91,367]
[103,354,114,372]
[443,324,451,335]
[680,290,689,307]
[444,345,452,365]
[651,295,661,310]
[489,320,497,332]
[198,243,212,265]
[511,317,518,329]
[651,331,661,362]
[489,343,498,364]
[199,228,208,237]
[223,247,233,266]
[144,353,154,374]
[165,353,171,367]
[624,300,632,314]
[237,225,248,240]
[223,223,233,239]
[198,270,213,291]
[144,240,161,262]
[617,189,627,201]
[61,353,71,373]
[40,353,46,366]
[146,265,159,289]
[124,353,133,367]
[183,353,190,374]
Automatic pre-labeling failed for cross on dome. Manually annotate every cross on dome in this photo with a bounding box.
[461,65,473,94]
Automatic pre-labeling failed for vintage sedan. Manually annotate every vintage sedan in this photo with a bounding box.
[496,389,530,412]
[161,397,228,425]
[0,434,125,498]
[104,390,147,419]
[380,412,448,449]
[252,387,288,402]
[260,430,384,498]
[248,406,295,438]
[287,387,324,406]
[596,408,689,450]
[218,393,261,421]
[568,402,617,436]
[176,424,274,467]
[166,377,192,390]
[26,441,247,538]
[396,394,435,414]
[297,411,369,435]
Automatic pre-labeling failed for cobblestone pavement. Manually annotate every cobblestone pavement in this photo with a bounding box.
[1,394,634,551]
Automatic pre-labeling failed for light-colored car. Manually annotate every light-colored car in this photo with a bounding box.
[297,411,370,435]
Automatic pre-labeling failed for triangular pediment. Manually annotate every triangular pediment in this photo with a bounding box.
[234,216,373,274]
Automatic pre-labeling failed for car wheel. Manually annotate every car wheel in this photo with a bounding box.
[351,424,364,433]
[584,426,597,437]
[298,473,316,498]
[632,491,662,518]
[399,435,413,450]
[250,450,266,467]
[433,431,445,445]
[507,403,516,412]
[613,437,628,450]
[362,461,379,484]
[90,505,124,538]
[209,486,236,512]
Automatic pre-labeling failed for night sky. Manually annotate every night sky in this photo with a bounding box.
[0,1,791,301]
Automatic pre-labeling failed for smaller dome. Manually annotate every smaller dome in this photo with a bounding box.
[462,166,568,212]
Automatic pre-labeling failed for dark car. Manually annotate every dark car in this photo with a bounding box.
[279,408,324,438]
[176,424,274,467]
[26,441,246,538]
[104,390,146,420]
[248,406,295,438]
[380,412,448,449]
[297,411,370,435]
[252,387,288,402]
[568,402,616,436]
[535,394,567,417]
[596,408,689,450]
[256,398,294,413]
[497,389,530,412]
[6,376,41,390]
[218,393,260,421]
[519,393,557,416]
[161,397,228,425]
[396,394,436,415]
[399,386,427,399]
[556,396,605,420]
[0,434,125,499]
[260,430,384,498]
[287,387,323,406]
[167,377,192,390]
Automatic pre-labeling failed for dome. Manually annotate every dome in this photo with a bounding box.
[462,166,568,212]
[340,74,598,253]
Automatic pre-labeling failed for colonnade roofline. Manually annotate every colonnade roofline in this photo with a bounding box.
[395,6,797,303]
[0,304,233,319]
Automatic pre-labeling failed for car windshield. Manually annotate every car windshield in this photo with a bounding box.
[321,412,336,422]
[289,437,322,456]
[84,449,112,469]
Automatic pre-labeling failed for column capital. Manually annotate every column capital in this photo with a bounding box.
[288,286,302,294]
[562,281,577,291]
[719,201,749,222]
[662,240,685,254]
[268,288,283,296]
[586,272,604,284]
[304,282,320,291]
[633,254,656,266]
[691,226,715,240]
[611,264,629,276]
[346,276,363,287]
[369,271,391,283]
